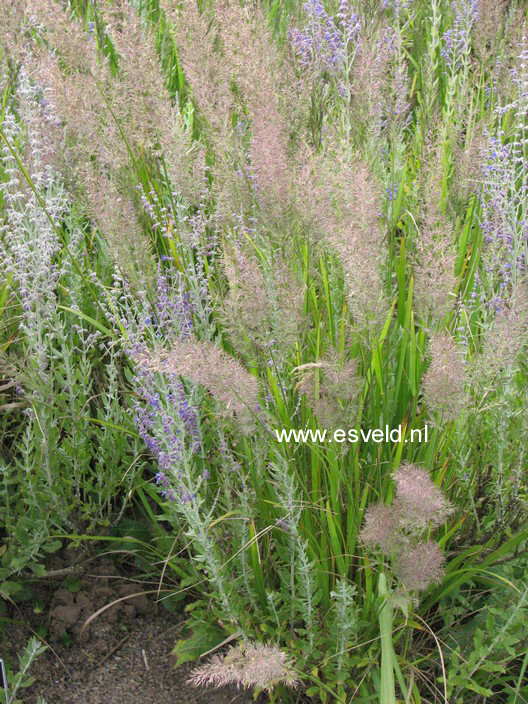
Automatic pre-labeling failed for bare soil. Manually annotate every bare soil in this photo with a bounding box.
[2,557,257,704]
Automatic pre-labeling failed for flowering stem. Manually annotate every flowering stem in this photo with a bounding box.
[0,127,112,329]
[378,572,397,704]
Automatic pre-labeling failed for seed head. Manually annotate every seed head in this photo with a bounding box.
[359,503,402,554]
[138,337,260,432]
[79,163,151,284]
[392,463,453,531]
[222,246,304,358]
[296,349,359,429]
[188,642,299,692]
[216,1,293,219]
[395,541,445,592]
[299,142,387,336]
[473,0,506,60]
[422,331,467,422]
[414,226,457,323]
[476,281,528,379]
[222,245,270,345]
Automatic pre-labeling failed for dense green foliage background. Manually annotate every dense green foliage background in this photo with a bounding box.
[1,0,527,701]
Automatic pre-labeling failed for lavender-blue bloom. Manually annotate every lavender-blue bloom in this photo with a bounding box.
[479,41,528,311]
[133,361,202,503]
[289,0,360,78]
[386,182,399,202]
[382,0,411,14]
[441,0,478,69]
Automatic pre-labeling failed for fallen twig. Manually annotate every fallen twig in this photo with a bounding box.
[89,634,130,671]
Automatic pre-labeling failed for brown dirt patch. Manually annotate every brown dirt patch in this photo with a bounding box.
[2,558,258,704]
